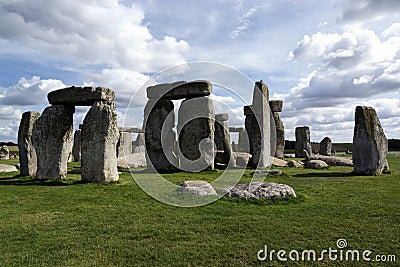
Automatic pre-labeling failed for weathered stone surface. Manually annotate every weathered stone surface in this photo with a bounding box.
[144,98,178,172]
[72,129,81,161]
[353,106,389,175]
[118,127,143,133]
[305,160,328,169]
[229,127,244,132]
[81,101,119,183]
[272,111,285,159]
[32,105,74,180]
[117,131,132,157]
[244,80,272,168]
[269,100,283,112]
[305,152,353,166]
[147,80,212,100]
[176,180,217,196]
[238,129,249,153]
[0,145,9,160]
[234,152,252,167]
[48,86,115,106]
[214,113,235,167]
[0,164,18,172]
[117,152,146,168]
[217,182,296,199]
[272,157,288,167]
[135,133,145,146]
[178,96,215,171]
[320,137,332,156]
[287,160,304,168]
[295,126,312,158]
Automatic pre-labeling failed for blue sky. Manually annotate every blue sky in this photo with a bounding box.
[0,0,399,143]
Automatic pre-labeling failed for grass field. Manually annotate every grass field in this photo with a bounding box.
[0,155,398,266]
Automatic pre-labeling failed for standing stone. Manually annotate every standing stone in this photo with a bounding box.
[81,101,119,182]
[178,96,215,171]
[32,105,74,180]
[214,113,235,167]
[18,111,40,176]
[320,137,332,156]
[0,145,9,160]
[238,129,249,153]
[133,133,145,153]
[353,106,389,175]
[295,126,312,158]
[269,100,285,159]
[244,80,272,168]
[144,98,178,172]
[72,130,81,161]
[117,131,132,157]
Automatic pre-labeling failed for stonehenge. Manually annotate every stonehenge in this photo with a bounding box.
[295,126,312,158]
[353,106,389,175]
[21,86,119,183]
[144,80,215,172]
[18,111,40,176]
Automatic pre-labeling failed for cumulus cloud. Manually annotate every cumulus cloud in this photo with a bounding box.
[0,0,189,72]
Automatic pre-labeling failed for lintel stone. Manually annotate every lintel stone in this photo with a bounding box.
[48,86,115,106]
[147,80,212,100]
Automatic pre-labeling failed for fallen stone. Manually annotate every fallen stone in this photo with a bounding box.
[353,106,389,175]
[48,86,115,106]
[147,80,212,100]
[287,160,303,168]
[306,154,353,166]
[253,169,283,175]
[0,164,18,172]
[217,182,296,199]
[272,157,288,167]
[176,180,217,196]
[305,160,328,169]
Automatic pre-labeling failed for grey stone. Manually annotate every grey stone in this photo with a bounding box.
[144,98,178,172]
[320,137,332,156]
[117,152,146,168]
[32,105,74,180]
[147,80,212,100]
[214,113,235,167]
[81,101,119,183]
[305,160,329,169]
[178,96,215,171]
[117,131,132,157]
[217,182,296,199]
[287,160,303,168]
[0,164,18,172]
[135,133,145,146]
[295,126,312,158]
[269,100,283,113]
[305,152,353,166]
[118,127,143,133]
[238,129,249,153]
[48,86,115,106]
[234,152,252,167]
[229,127,244,132]
[72,129,81,161]
[176,180,217,196]
[272,157,288,167]
[272,111,285,159]
[244,80,272,168]
[253,169,282,175]
[353,106,389,175]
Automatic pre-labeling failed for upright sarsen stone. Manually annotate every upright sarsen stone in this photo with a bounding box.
[72,129,81,161]
[214,113,235,167]
[178,96,215,171]
[295,126,312,158]
[144,98,178,172]
[18,111,40,176]
[32,105,74,180]
[81,101,119,182]
[353,106,389,175]
[269,100,284,159]
[117,131,132,157]
[320,137,332,156]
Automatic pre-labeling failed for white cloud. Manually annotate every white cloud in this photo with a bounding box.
[0,0,189,72]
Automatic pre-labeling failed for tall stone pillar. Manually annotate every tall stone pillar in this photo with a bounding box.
[144,98,178,172]
[238,129,249,153]
[319,137,332,156]
[353,106,389,175]
[32,105,74,180]
[178,96,215,171]
[117,131,132,157]
[18,111,40,176]
[269,100,285,159]
[214,113,235,167]
[295,126,312,158]
[72,129,81,161]
[81,101,119,183]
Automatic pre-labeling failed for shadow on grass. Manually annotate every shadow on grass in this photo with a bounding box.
[0,174,80,186]
[293,172,354,178]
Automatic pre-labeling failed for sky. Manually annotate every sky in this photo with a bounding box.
[0,0,399,143]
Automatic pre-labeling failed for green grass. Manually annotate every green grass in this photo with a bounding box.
[0,155,399,266]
